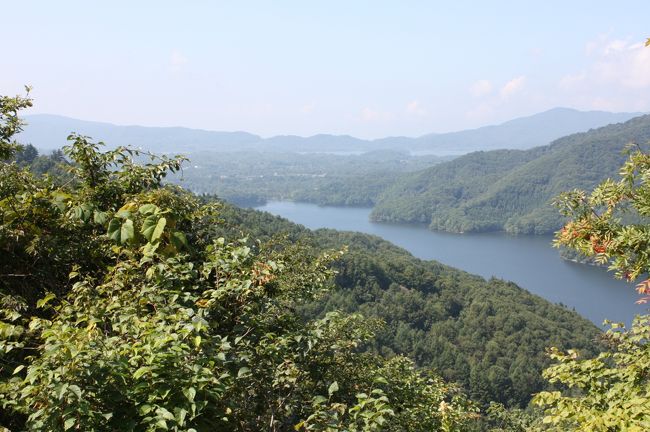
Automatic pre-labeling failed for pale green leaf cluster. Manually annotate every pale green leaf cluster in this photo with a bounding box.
[533,315,650,431]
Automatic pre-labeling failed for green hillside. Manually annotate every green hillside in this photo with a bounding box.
[371,114,650,234]
[213,202,600,407]
[8,141,600,411]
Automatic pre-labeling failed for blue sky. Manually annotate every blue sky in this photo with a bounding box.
[3,1,649,138]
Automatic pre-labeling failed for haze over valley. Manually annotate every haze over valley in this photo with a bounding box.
[3,2,650,430]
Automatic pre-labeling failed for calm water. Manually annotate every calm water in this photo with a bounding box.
[255,201,648,326]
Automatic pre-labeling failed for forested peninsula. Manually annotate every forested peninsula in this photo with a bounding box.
[371,115,650,234]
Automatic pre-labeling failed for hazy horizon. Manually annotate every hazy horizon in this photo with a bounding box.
[4,1,650,139]
[22,106,646,140]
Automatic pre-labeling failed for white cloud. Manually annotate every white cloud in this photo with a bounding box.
[469,80,493,97]
[584,36,650,88]
[361,107,380,121]
[360,107,392,122]
[406,100,427,117]
[301,102,316,114]
[500,76,526,99]
[602,42,650,88]
[603,39,629,55]
[550,35,650,113]
[170,49,188,72]
[559,72,586,90]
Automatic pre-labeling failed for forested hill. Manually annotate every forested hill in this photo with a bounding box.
[213,201,600,407]
[371,114,650,234]
[8,140,601,411]
[20,107,641,154]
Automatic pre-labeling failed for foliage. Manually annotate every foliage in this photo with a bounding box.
[212,203,601,408]
[481,402,541,431]
[371,115,650,234]
[554,146,650,301]
[532,316,650,431]
[0,88,32,160]
[533,132,650,430]
[0,93,478,431]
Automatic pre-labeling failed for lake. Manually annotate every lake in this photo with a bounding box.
[255,201,648,326]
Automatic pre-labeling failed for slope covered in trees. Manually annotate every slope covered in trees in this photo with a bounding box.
[212,202,600,408]
[1,94,481,431]
[371,114,650,234]
[1,93,604,432]
[8,140,602,410]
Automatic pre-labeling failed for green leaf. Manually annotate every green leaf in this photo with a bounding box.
[120,219,134,244]
[12,365,25,374]
[73,206,84,220]
[151,217,166,242]
[171,231,188,250]
[237,367,250,378]
[373,376,388,384]
[184,387,196,403]
[140,215,158,240]
[138,404,153,415]
[328,381,339,396]
[55,383,69,400]
[64,417,75,430]
[80,203,93,221]
[142,241,159,257]
[138,203,159,215]
[68,384,82,400]
[93,210,109,225]
[36,293,56,309]
[133,366,151,379]
[157,407,175,420]
[115,209,132,219]
[176,408,188,425]
[51,191,71,211]
[107,218,122,242]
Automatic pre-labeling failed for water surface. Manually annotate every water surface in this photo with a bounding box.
[255,201,647,326]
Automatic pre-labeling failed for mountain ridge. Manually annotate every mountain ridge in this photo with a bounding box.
[21,107,643,154]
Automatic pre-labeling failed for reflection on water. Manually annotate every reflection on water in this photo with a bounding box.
[255,201,648,326]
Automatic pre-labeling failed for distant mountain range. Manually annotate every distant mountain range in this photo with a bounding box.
[371,114,650,234]
[20,108,643,155]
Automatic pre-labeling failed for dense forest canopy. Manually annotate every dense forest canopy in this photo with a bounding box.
[371,115,650,234]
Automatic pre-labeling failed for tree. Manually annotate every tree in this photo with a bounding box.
[0,87,32,160]
[532,142,650,430]
[553,145,650,303]
[533,315,649,431]
[0,92,478,431]
[13,144,38,165]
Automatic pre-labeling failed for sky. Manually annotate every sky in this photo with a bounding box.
[2,1,650,139]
